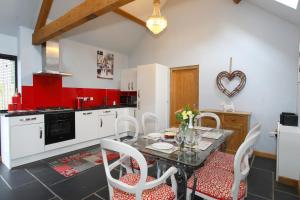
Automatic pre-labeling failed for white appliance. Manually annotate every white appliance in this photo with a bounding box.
[276,123,300,181]
[136,63,170,131]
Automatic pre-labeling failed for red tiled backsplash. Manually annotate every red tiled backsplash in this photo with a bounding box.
[21,75,121,110]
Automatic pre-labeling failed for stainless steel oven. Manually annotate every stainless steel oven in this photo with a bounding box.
[44,111,75,145]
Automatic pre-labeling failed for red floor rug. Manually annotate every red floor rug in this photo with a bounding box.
[48,147,119,177]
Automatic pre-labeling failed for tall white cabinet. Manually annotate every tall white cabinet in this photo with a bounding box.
[136,63,170,131]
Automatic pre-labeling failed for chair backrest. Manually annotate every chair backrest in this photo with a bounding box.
[231,127,262,200]
[101,139,148,199]
[115,115,139,141]
[245,123,261,157]
[194,112,221,129]
[141,112,160,134]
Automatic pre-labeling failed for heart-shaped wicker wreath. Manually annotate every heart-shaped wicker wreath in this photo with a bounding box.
[216,70,247,98]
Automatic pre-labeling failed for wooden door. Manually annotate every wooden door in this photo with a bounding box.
[170,66,199,127]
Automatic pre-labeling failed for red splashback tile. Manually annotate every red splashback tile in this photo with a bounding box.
[21,75,121,110]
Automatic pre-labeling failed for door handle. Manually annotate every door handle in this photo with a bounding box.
[39,127,43,139]
[115,111,118,119]
[100,119,103,127]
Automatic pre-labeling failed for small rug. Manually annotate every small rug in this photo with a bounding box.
[48,147,119,177]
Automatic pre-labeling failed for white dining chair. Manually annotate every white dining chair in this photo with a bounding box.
[194,112,221,129]
[115,115,155,176]
[141,112,161,135]
[186,128,261,200]
[101,138,178,200]
[205,123,262,173]
[115,115,139,142]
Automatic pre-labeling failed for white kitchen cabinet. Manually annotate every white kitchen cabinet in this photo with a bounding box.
[98,110,115,138]
[120,68,137,91]
[75,110,99,142]
[137,64,170,131]
[1,115,45,167]
[11,123,44,159]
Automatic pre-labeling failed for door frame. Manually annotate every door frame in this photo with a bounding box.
[170,65,200,126]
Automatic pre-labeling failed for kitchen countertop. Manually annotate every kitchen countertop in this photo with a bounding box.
[3,105,137,117]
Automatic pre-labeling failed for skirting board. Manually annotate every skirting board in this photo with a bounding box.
[278,176,299,188]
[254,150,276,160]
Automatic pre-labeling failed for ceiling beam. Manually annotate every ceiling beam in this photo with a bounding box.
[233,0,242,4]
[114,8,146,27]
[32,0,135,45]
[34,0,53,31]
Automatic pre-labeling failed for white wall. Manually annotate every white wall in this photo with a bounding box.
[18,26,42,86]
[60,39,128,89]
[129,0,300,154]
[17,27,128,89]
[0,33,17,55]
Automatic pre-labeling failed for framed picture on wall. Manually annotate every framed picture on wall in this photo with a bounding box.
[97,50,114,79]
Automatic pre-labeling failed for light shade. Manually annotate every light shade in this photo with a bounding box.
[146,16,167,35]
[146,0,167,35]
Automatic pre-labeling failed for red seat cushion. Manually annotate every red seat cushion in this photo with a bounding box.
[205,151,234,173]
[113,173,175,200]
[187,166,246,200]
[130,158,156,170]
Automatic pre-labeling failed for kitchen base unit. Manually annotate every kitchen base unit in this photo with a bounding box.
[0,107,137,169]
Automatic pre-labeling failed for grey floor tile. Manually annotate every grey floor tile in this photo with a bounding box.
[25,162,66,186]
[10,181,54,200]
[248,168,273,199]
[84,194,102,200]
[274,190,299,200]
[50,165,107,200]
[0,167,35,189]
[96,186,109,200]
[252,157,276,172]
[246,193,270,200]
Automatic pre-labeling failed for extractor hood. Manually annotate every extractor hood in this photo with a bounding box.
[34,40,72,77]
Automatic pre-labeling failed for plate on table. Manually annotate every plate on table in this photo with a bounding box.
[147,133,162,139]
[151,142,174,150]
[194,126,213,131]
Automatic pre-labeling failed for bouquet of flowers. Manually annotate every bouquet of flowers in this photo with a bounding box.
[175,105,199,127]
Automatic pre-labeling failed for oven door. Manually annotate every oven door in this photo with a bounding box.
[45,112,75,145]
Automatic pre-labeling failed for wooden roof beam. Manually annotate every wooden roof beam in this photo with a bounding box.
[114,8,146,27]
[32,0,135,45]
[34,0,53,31]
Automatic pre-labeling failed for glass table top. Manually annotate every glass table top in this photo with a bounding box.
[127,129,233,168]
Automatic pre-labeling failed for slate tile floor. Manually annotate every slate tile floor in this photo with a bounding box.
[0,147,299,200]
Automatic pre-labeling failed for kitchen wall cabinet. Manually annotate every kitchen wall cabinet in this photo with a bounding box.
[120,68,137,91]
[75,111,99,142]
[201,109,251,154]
[98,109,115,138]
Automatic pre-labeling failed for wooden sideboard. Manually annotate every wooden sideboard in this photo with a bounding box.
[201,109,251,154]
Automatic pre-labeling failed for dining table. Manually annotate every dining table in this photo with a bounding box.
[126,128,234,200]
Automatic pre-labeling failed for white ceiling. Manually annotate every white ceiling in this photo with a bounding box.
[246,0,300,28]
[0,0,40,36]
[0,0,299,54]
